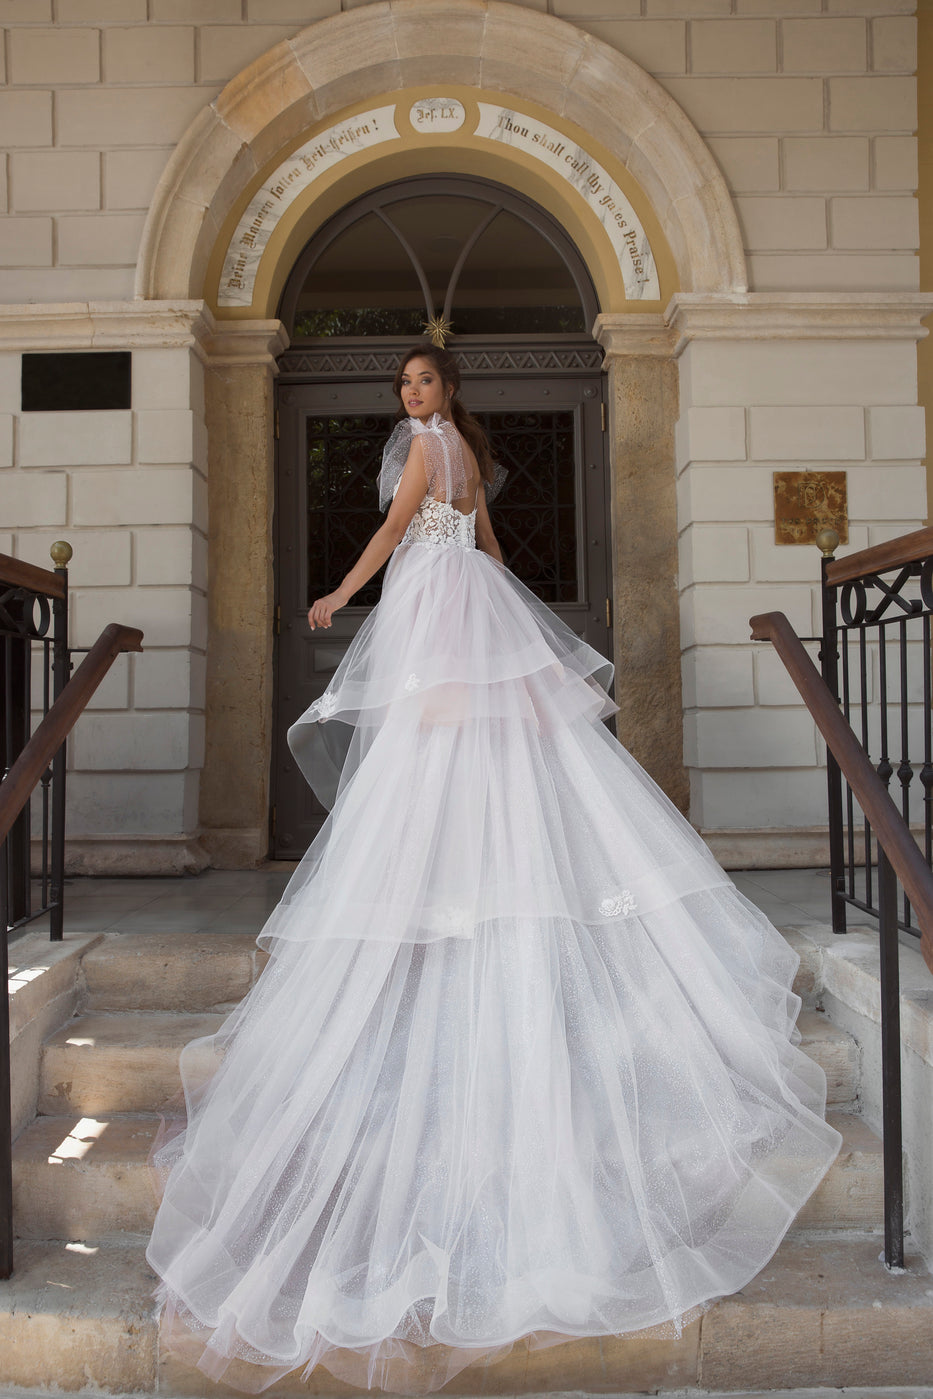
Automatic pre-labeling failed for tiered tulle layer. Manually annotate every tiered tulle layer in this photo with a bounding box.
[147,543,841,1393]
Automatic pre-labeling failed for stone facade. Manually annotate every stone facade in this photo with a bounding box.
[0,0,930,870]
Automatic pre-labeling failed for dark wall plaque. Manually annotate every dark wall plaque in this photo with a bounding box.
[22,351,132,412]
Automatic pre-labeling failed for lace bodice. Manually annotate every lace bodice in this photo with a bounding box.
[402,496,477,551]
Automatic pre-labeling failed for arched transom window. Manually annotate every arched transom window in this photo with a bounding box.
[279,177,599,340]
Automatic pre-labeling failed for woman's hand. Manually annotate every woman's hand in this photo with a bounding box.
[308,588,349,631]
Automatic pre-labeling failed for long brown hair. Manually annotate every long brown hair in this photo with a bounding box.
[392,343,495,485]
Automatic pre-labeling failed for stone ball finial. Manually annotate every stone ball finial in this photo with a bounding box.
[816,528,840,559]
[49,540,73,569]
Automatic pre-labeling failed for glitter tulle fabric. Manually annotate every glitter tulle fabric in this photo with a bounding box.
[146,416,842,1393]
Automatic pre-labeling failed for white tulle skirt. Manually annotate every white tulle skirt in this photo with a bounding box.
[146,542,841,1393]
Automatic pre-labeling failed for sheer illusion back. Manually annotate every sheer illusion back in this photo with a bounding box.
[378,412,476,511]
[386,414,481,550]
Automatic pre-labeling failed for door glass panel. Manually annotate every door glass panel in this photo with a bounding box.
[306,413,394,607]
[451,211,586,335]
[382,194,497,310]
[294,213,426,338]
[287,191,589,339]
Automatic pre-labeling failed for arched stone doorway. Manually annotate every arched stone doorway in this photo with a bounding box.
[272,174,610,853]
[133,1,747,866]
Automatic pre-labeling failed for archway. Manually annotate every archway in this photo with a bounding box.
[272,173,610,853]
[137,3,745,306]
[134,2,748,865]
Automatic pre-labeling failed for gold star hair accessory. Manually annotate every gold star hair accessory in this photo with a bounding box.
[423,313,453,348]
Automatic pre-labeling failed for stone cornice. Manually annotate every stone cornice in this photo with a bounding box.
[594,313,673,359]
[0,300,218,352]
[203,319,289,367]
[597,294,933,360]
[0,301,290,366]
[665,292,933,356]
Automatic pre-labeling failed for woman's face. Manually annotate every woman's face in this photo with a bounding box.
[399,357,450,422]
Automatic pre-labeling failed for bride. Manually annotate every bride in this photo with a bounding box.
[146,342,841,1394]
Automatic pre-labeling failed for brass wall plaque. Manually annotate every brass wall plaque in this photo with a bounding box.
[773,471,848,546]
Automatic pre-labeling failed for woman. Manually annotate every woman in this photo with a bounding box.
[147,343,841,1394]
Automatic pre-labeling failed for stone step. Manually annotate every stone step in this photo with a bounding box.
[1,1237,931,1396]
[789,1110,883,1233]
[12,1113,163,1240]
[80,931,266,1013]
[77,929,817,1017]
[37,1004,855,1124]
[38,1012,224,1116]
[0,1240,158,1394]
[12,1107,882,1245]
[796,1008,859,1107]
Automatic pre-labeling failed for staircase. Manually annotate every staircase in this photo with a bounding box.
[3,926,933,1395]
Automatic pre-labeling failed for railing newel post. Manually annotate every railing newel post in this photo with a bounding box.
[878,846,905,1270]
[818,529,847,934]
[48,541,72,944]
[0,864,11,1280]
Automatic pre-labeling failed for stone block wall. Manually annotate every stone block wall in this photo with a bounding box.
[677,329,927,854]
[0,0,920,303]
[0,341,208,872]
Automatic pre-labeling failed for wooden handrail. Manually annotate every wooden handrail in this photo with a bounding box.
[824,526,933,587]
[750,610,933,975]
[0,551,66,602]
[0,622,143,845]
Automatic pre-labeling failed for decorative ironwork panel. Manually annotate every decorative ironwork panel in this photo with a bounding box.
[0,587,52,641]
[823,556,932,942]
[306,414,394,608]
[479,411,578,603]
[279,344,604,380]
[305,410,578,606]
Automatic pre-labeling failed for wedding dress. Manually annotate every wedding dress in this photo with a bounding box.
[147,413,841,1393]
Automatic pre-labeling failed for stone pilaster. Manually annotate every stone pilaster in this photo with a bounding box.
[595,313,688,813]
[199,320,289,869]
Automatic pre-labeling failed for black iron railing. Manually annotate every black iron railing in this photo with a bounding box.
[1,565,143,1280]
[1,544,72,942]
[819,526,933,942]
[754,561,933,1273]
[814,526,933,1274]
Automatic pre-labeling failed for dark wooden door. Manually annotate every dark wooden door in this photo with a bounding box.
[272,374,610,857]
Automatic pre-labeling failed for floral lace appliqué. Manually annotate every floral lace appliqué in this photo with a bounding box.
[403,498,476,551]
[404,674,422,693]
[599,891,637,918]
[311,691,337,720]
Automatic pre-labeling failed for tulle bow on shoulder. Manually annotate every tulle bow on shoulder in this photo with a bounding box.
[377,413,506,510]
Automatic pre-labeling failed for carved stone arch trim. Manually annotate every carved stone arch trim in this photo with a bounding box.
[136,0,747,305]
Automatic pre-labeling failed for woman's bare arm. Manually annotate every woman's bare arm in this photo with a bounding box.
[308,439,427,630]
[475,486,504,564]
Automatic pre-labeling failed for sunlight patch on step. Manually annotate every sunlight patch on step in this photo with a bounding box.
[64,1242,98,1256]
[8,963,48,992]
[48,1118,109,1164]
[64,1035,96,1047]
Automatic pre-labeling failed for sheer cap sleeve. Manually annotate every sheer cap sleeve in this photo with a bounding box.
[377,413,506,509]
